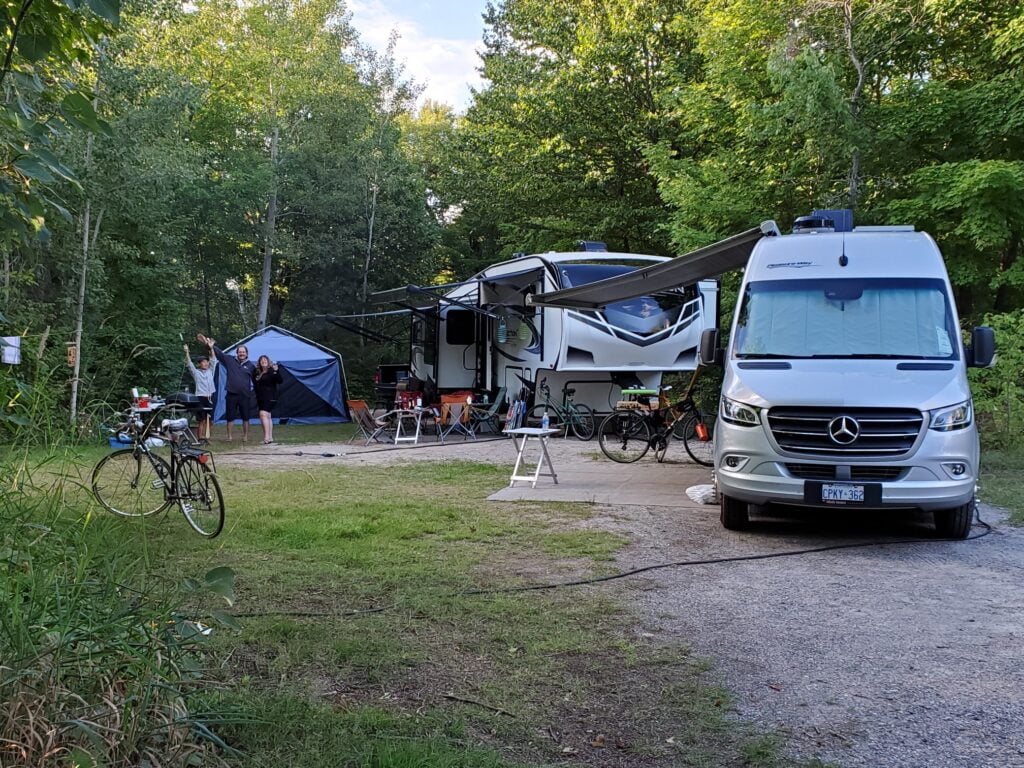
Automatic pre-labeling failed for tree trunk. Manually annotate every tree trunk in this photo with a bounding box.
[235,284,249,334]
[70,205,103,424]
[69,197,90,425]
[70,77,102,425]
[200,250,213,333]
[360,179,379,305]
[257,122,280,330]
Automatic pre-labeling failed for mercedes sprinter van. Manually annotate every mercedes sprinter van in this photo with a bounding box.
[704,210,995,538]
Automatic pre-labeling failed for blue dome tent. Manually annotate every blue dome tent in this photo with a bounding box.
[212,326,349,424]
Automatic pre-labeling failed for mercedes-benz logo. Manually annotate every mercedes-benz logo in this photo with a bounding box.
[828,415,860,445]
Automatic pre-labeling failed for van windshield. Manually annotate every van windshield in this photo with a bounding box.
[734,278,958,360]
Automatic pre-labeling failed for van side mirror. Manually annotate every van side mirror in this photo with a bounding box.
[699,328,723,367]
[967,326,996,368]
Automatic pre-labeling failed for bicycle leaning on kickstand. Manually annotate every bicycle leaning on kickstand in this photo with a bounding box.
[92,405,225,538]
[598,368,715,466]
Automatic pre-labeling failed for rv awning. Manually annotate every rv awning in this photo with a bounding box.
[527,222,777,310]
[371,280,499,318]
[370,281,470,307]
[478,266,544,290]
[479,265,545,308]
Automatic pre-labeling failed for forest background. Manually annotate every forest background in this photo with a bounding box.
[2,0,1023,442]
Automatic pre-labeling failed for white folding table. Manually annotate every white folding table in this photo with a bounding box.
[383,409,424,445]
[505,427,559,488]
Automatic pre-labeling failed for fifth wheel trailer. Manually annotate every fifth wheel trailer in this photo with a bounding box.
[372,244,723,413]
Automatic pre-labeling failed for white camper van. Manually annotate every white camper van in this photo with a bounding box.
[706,211,995,538]
[376,245,719,413]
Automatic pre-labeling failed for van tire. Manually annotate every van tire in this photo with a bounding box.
[720,494,750,531]
[934,499,974,539]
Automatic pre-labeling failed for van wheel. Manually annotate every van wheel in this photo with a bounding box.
[934,499,974,539]
[720,494,750,531]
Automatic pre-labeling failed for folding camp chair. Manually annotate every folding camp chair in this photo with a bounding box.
[347,399,393,445]
[470,387,507,434]
[439,397,477,442]
[501,398,527,433]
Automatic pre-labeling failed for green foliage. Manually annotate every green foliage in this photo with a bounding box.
[447,0,1024,328]
[441,0,703,262]
[969,310,1024,447]
[0,0,117,242]
[0,452,238,764]
[979,446,1024,524]
[2,0,445,433]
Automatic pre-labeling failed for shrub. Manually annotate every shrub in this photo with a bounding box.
[970,310,1024,448]
[0,453,239,766]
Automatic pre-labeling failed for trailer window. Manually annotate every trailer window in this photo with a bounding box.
[559,263,694,336]
[445,309,477,345]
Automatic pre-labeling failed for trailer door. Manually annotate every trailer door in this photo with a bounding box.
[437,308,479,390]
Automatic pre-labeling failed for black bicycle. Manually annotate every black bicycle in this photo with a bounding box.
[92,408,224,538]
[598,370,714,466]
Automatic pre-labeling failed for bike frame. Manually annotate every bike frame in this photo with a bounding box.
[537,382,585,425]
[116,404,213,501]
[636,367,706,441]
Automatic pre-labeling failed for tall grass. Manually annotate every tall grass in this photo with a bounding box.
[0,451,239,766]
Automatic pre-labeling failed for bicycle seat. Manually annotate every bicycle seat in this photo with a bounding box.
[564,387,576,396]
[161,418,190,431]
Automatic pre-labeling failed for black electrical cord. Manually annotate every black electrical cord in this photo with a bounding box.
[460,511,993,596]
[231,508,993,617]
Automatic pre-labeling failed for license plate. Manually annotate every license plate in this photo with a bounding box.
[821,483,865,504]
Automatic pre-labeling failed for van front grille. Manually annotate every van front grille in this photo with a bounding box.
[851,465,905,481]
[785,464,907,481]
[768,407,923,457]
[785,463,836,480]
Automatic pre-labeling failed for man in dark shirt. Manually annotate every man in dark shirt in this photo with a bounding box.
[197,333,257,442]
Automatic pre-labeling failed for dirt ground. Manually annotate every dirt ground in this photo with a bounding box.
[216,437,1024,767]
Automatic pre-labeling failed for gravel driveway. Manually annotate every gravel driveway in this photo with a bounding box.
[597,501,1024,768]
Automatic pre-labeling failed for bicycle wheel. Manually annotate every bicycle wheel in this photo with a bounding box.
[568,403,595,441]
[527,404,563,432]
[92,448,172,517]
[672,413,695,441]
[598,409,651,463]
[176,456,225,538]
[682,414,715,467]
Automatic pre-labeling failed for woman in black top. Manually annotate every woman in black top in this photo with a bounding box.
[253,355,283,444]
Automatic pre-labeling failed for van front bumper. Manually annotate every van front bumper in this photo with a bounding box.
[715,420,977,511]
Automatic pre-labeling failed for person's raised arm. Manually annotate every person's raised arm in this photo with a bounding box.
[184,343,197,374]
[207,339,231,367]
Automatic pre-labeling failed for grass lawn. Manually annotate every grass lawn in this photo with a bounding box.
[52,444,822,768]
[980,447,1024,524]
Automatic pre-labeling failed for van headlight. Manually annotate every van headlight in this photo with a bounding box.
[720,397,761,427]
[929,400,972,432]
